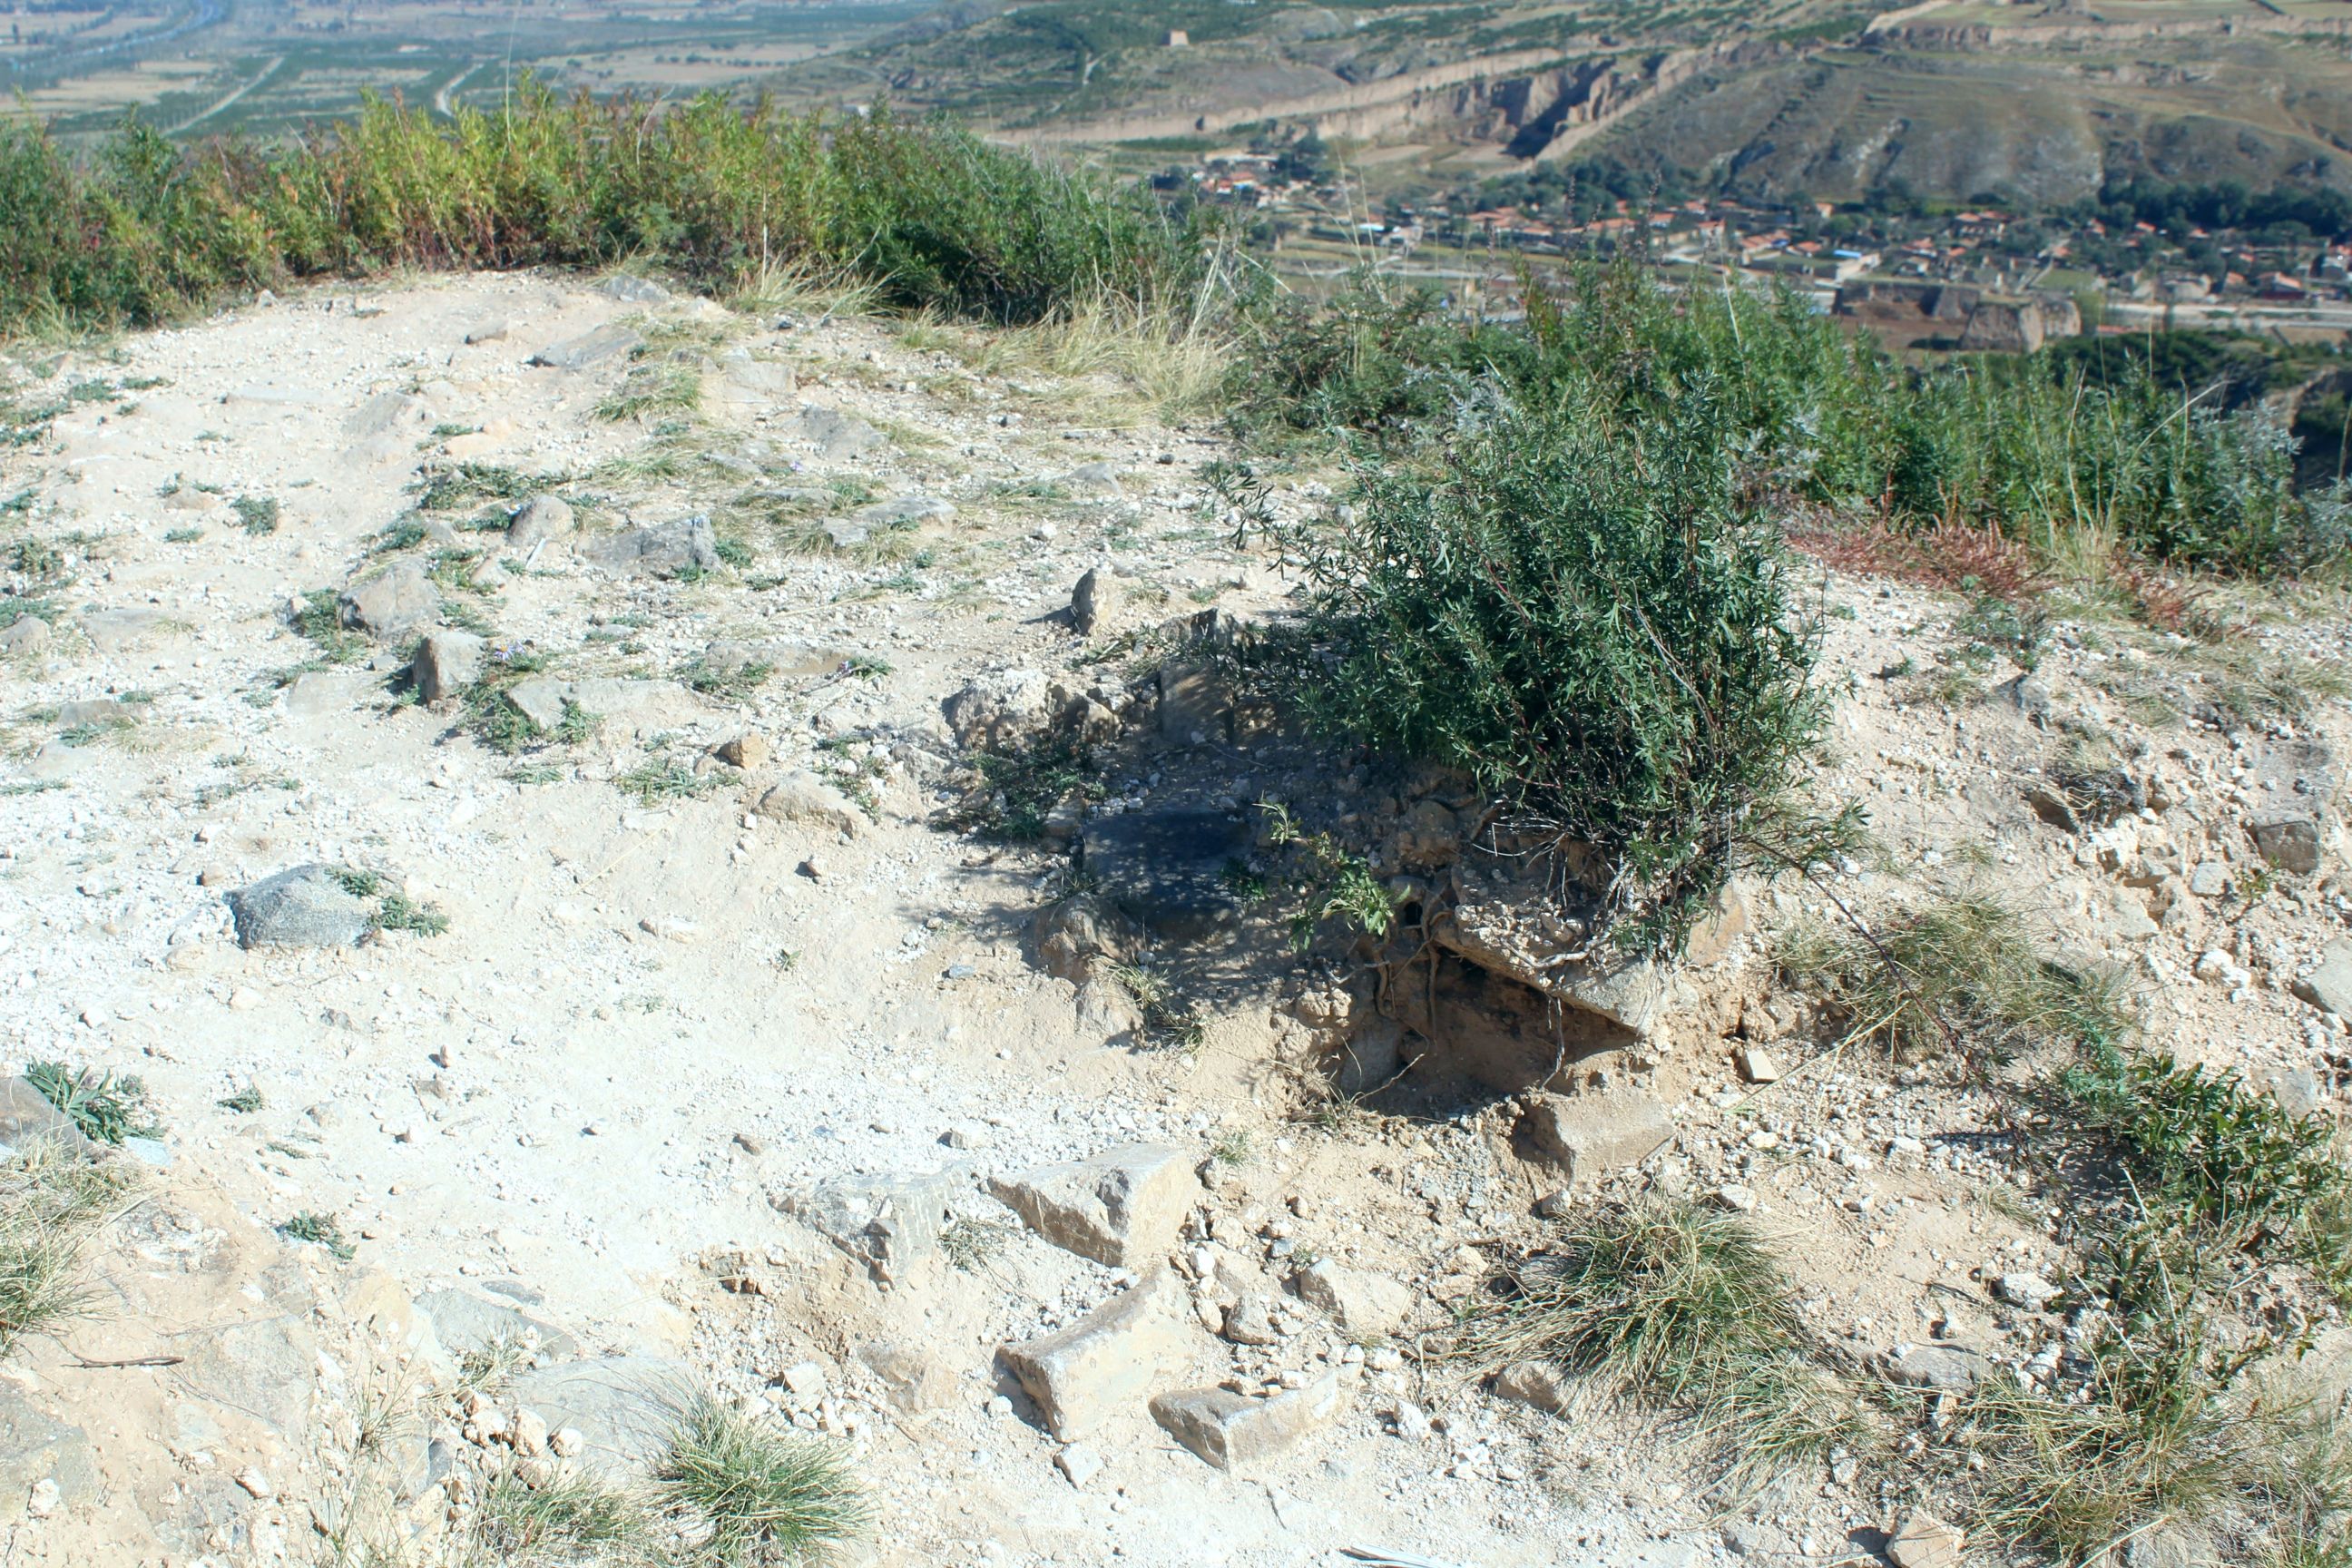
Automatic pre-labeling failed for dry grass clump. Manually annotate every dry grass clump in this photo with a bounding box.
[1776,887,2135,1063]
[1957,1298,2350,1566]
[1455,1198,1862,1490]
[474,1465,650,1565]
[0,1142,131,1354]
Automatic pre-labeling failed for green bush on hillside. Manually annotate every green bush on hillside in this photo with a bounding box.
[0,87,1204,334]
[1260,383,1852,954]
[1242,261,2335,577]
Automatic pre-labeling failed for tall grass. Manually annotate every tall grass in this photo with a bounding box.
[0,86,1206,335]
[1240,260,2343,578]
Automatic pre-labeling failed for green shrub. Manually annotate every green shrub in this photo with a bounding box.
[1243,261,2336,578]
[0,89,1203,337]
[2058,1041,2352,1293]
[1265,385,1851,952]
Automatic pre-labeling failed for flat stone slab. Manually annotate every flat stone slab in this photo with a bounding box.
[791,404,884,462]
[1884,1343,1989,1391]
[1150,1371,1345,1472]
[986,1143,1191,1269]
[507,1355,691,1481]
[1518,1092,1676,1185]
[414,1289,578,1362]
[529,325,644,371]
[585,516,718,578]
[0,1387,98,1524]
[1291,1260,1415,1337]
[999,1269,1189,1441]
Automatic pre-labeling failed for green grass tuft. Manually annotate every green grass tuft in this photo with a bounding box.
[276,1210,355,1262]
[24,1060,158,1145]
[653,1393,867,1564]
[1455,1197,1859,1488]
[1778,887,2135,1063]
[614,760,719,805]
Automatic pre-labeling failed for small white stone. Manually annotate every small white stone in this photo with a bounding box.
[1054,1442,1103,1489]
[235,1467,275,1500]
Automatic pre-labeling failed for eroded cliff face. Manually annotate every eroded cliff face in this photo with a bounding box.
[1014,40,1808,162]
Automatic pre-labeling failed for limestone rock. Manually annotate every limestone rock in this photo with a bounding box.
[0,1078,93,1158]
[714,349,796,407]
[414,1289,578,1362]
[778,1171,951,1282]
[987,1143,1192,1268]
[0,1388,98,1525]
[998,1269,1189,1440]
[1888,1509,1965,1568]
[2293,938,2352,1017]
[1884,1343,1988,1392]
[597,274,669,303]
[829,494,954,549]
[1491,1360,1570,1414]
[0,614,49,655]
[1073,974,1143,1042]
[586,515,718,578]
[715,734,769,770]
[506,495,575,549]
[1292,1260,1415,1337]
[1034,895,1141,983]
[337,560,439,641]
[1070,566,1120,636]
[1149,1371,1344,1473]
[505,1356,689,1481]
[410,631,484,704]
[1054,1442,1103,1489]
[792,404,885,462]
[529,325,643,371]
[1429,860,1669,1039]
[855,1338,958,1415]
[1220,1293,1279,1347]
[174,1311,318,1443]
[943,669,1067,750]
[2251,815,2322,876]
[1518,1092,1676,1185]
[225,866,372,950]
[1060,462,1123,497]
[1994,1271,2058,1310]
[1734,1044,1781,1084]
[750,770,864,838]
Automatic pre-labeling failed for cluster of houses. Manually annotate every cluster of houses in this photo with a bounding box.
[1171,153,2352,325]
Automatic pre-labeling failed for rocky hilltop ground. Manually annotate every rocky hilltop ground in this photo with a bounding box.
[0,271,2347,1568]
